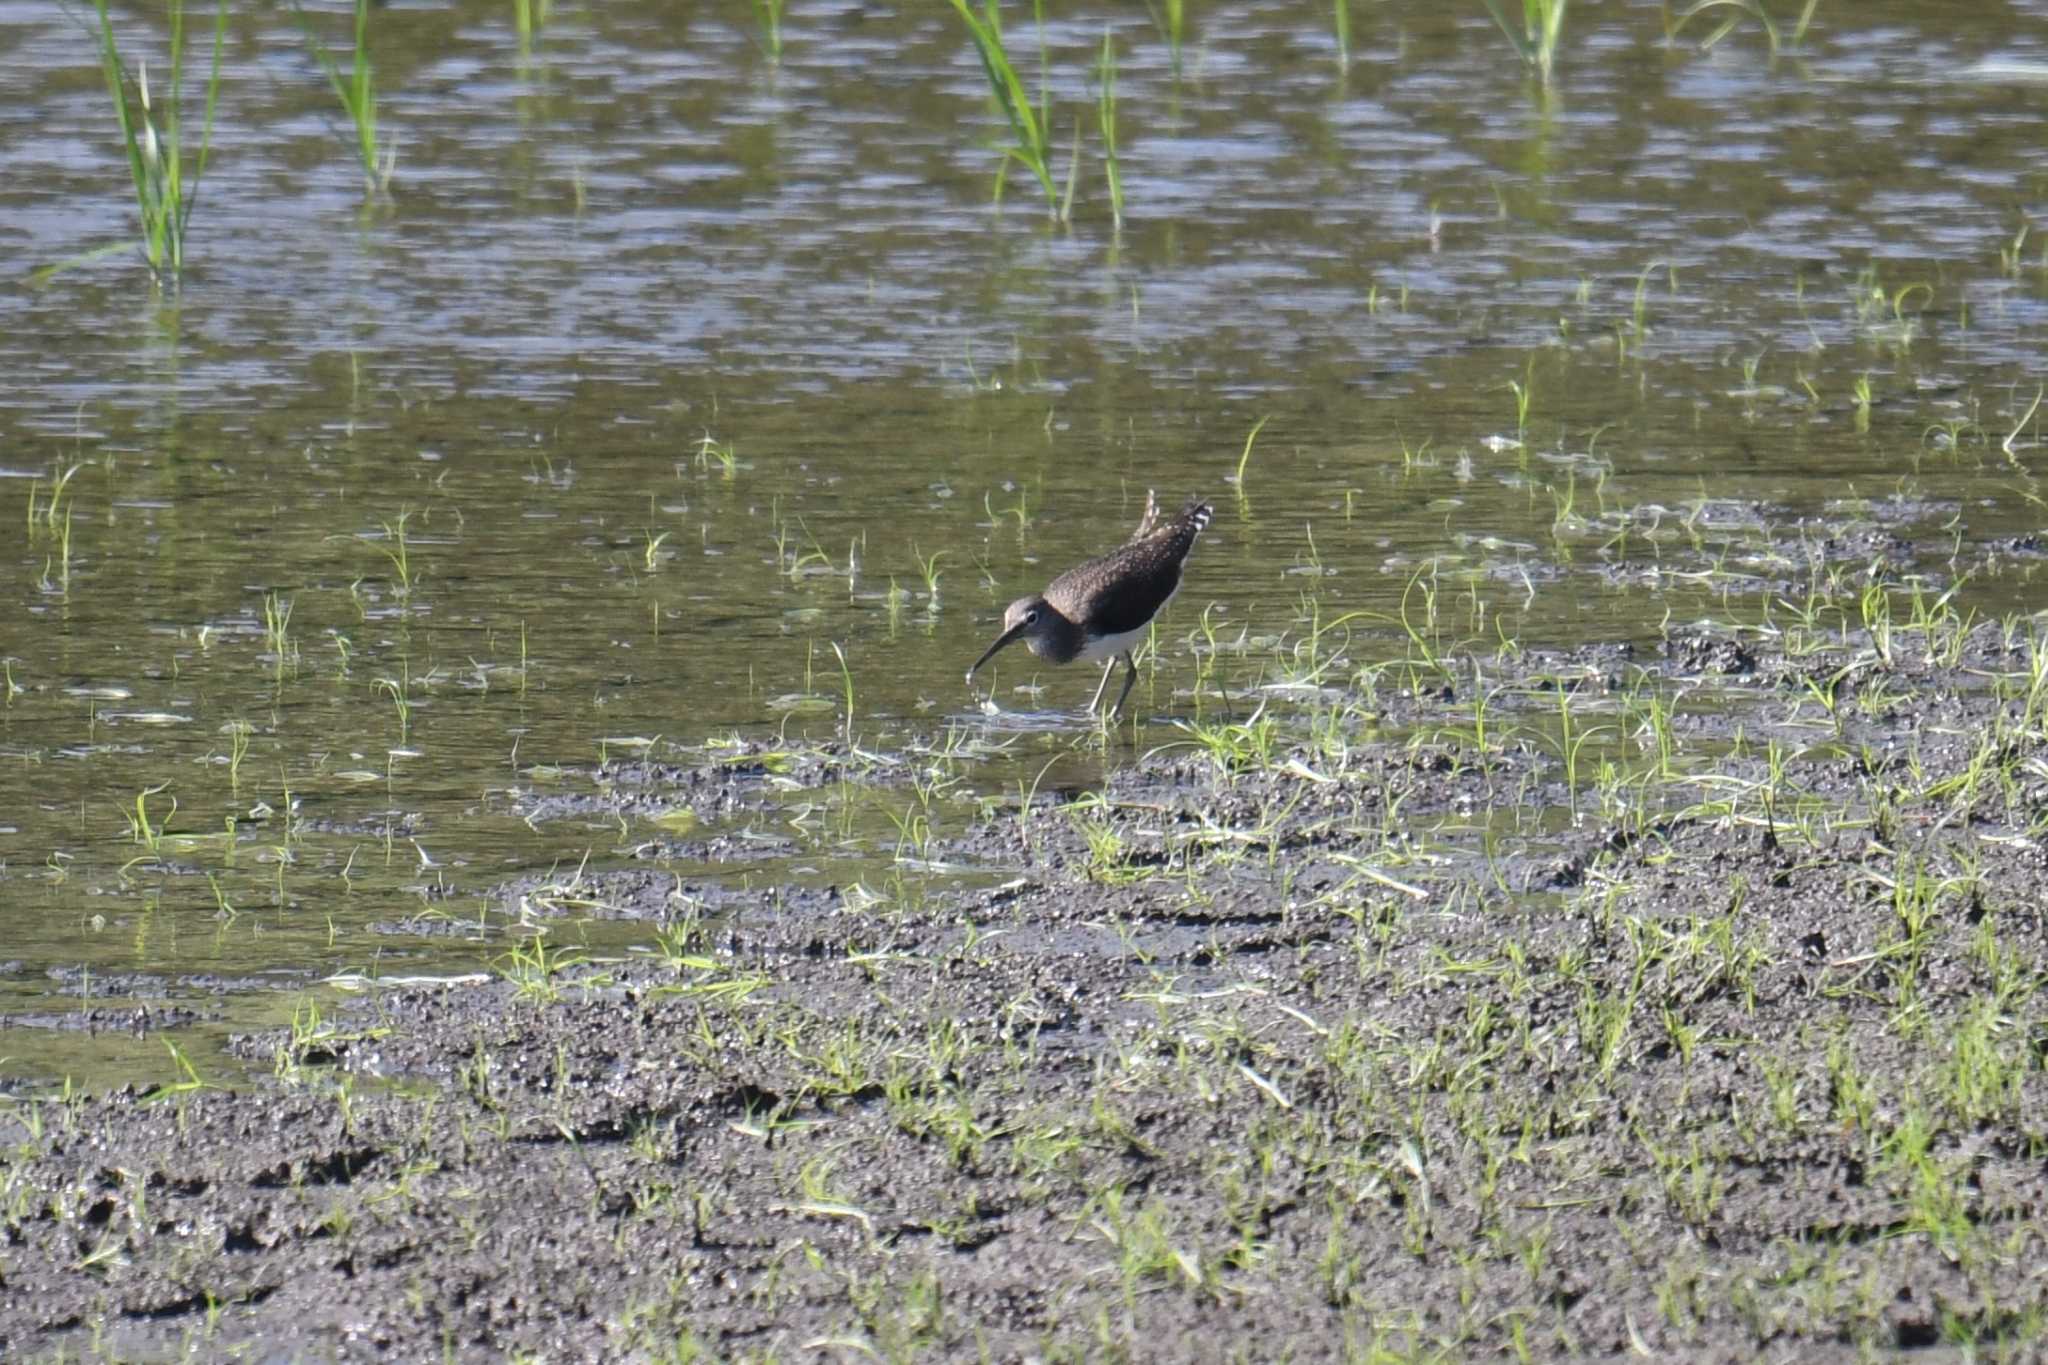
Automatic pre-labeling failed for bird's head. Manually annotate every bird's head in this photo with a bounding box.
[966,595,1059,681]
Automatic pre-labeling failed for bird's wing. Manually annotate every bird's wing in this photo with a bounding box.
[1049,498,1214,639]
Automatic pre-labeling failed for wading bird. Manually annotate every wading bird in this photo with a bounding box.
[967,490,1213,719]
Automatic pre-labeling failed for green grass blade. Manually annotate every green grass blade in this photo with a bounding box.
[30,242,133,286]
[748,0,785,61]
[175,1,229,247]
[91,0,158,270]
[1058,119,1079,224]
[1032,0,1049,145]
[1234,414,1272,486]
[1097,30,1123,231]
[1482,0,1567,81]
[163,0,186,268]
[1537,0,1568,79]
[352,0,376,170]
[1790,0,1820,45]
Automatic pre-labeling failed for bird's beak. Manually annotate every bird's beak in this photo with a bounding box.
[966,622,1027,686]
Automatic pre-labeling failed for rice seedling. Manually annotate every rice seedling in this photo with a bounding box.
[770,513,837,581]
[375,675,413,744]
[2003,383,2043,460]
[1058,120,1081,224]
[38,504,76,597]
[86,0,228,283]
[1148,0,1186,77]
[1999,224,2030,278]
[885,800,936,864]
[512,0,553,60]
[25,463,85,535]
[749,0,788,62]
[263,590,297,680]
[296,0,395,196]
[123,783,177,854]
[1630,259,1661,346]
[1480,0,1569,84]
[1332,0,1351,71]
[495,933,588,1004]
[914,547,945,613]
[1671,0,1820,56]
[983,487,1031,532]
[1508,359,1534,440]
[694,433,740,478]
[1096,31,1124,233]
[375,510,416,599]
[1171,706,1280,774]
[1229,414,1272,490]
[142,1038,217,1119]
[948,0,1061,218]
[831,642,856,743]
[221,719,254,793]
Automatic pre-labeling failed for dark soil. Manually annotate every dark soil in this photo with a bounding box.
[3,629,2046,1362]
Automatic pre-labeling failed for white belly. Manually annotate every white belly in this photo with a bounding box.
[1075,624,1149,663]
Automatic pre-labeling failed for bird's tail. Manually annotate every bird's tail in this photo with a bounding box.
[1130,491,1212,556]
[1160,497,1213,559]
[1127,489,1162,543]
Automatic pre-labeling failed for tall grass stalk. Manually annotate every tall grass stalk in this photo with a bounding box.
[1480,0,1568,84]
[1097,31,1123,232]
[948,0,1060,217]
[90,0,227,283]
[1333,0,1350,71]
[298,0,394,196]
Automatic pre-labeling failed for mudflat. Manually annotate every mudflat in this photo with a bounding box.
[4,622,2044,1362]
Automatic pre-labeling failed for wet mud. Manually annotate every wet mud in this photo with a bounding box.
[4,627,2046,1362]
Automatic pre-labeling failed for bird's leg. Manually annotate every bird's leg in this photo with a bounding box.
[1108,651,1139,720]
[1086,657,1118,713]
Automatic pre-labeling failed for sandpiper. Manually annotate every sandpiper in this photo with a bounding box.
[967,490,1214,719]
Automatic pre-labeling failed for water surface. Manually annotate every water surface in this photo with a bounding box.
[3,0,2047,1085]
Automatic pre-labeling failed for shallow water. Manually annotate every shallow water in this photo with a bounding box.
[3,0,2047,1086]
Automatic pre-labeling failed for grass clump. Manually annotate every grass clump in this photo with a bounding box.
[948,0,1062,218]
[88,0,228,283]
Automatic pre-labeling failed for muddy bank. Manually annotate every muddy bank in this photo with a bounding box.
[3,627,2046,1362]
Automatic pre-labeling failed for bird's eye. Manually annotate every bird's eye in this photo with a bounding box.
[1025,607,1039,623]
